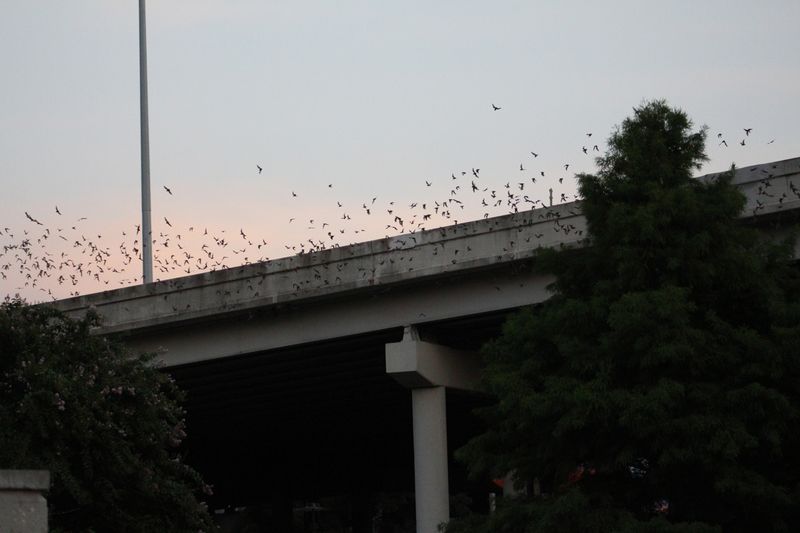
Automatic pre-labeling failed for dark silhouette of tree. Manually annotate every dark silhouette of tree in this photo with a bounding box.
[448,101,800,533]
[0,298,215,532]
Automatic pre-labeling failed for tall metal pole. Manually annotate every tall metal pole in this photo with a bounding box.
[139,0,153,283]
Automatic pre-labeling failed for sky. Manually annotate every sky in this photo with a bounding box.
[1,0,799,302]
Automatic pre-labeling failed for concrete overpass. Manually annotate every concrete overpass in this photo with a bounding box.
[54,157,800,532]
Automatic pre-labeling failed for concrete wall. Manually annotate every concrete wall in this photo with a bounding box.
[702,156,800,218]
[54,201,584,336]
[0,470,49,533]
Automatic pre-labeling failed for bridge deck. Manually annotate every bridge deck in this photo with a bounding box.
[51,157,800,365]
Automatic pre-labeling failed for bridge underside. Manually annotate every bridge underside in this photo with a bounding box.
[171,311,508,532]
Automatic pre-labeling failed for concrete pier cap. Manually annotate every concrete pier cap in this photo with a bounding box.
[386,325,483,392]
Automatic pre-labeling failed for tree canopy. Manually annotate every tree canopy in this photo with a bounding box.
[0,298,215,532]
[448,101,800,532]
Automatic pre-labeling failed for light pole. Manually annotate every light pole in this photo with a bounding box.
[139,0,153,283]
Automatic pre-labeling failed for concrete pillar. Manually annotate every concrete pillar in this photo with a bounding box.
[0,470,50,533]
[412,386,450,533]
[386,326,483,533]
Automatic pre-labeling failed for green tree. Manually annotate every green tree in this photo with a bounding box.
[0,298,215,532]
[448,101,800,532]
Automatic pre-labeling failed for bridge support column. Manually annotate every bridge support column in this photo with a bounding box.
[411,386,449,533]
[386,326,482,533]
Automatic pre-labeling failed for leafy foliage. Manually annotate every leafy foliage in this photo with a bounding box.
[449,101,800,532]
[0,299,215,532]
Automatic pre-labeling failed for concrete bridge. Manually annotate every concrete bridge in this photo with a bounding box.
[54,157,800,532]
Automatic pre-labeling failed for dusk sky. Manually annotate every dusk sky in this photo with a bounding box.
[2,1,798,301]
